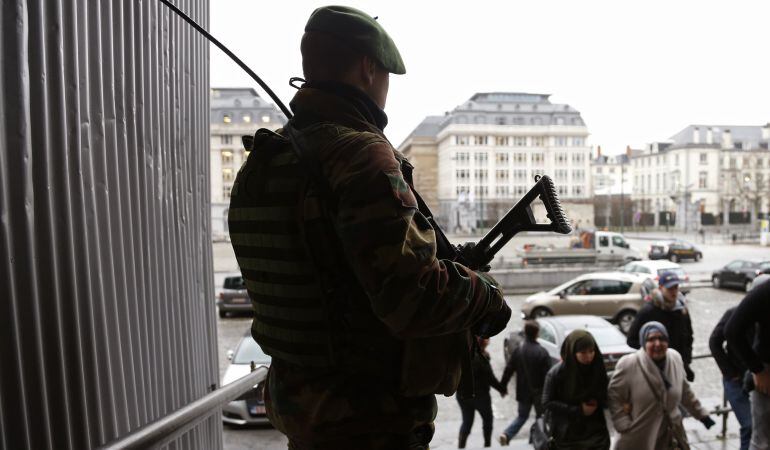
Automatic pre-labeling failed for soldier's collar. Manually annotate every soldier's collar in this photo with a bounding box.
[301,80,388,131]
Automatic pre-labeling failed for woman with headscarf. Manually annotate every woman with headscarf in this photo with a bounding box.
[608,321,714,449]
[542,329,610,449]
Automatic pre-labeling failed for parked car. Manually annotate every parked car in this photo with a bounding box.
[712,259,770,292]
[619,260,692,293]
[217,275,251,318]
[648,239,702,262]
[503,315,635,373]
[520,272,654,334]
[221,332,272,426]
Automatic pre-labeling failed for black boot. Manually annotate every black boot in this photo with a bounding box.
[458,432,469,449]
[483,429,492,447]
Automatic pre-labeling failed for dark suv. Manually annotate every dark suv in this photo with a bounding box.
[712,259,770,292]
[217,275,251,318]
[648,240,702,262]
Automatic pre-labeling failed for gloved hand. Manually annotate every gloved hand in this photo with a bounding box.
[700,416,715,429]
[685,365,695,382]
[472,298,511,338]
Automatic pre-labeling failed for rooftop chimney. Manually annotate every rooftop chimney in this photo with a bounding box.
[763,123,770,140]
[626,145,632,157]
[597,145,602,157]
[722,129,732,149]
[706,127,713,144]
[693,127,700,144]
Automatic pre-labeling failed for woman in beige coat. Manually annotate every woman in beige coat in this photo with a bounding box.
[608,321,714,449]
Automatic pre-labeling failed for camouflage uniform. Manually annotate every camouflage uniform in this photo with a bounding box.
[227,6,506,449]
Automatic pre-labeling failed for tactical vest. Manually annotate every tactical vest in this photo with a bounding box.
[228,125,399,370]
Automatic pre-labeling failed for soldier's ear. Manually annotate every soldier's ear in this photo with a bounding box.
[360,55,378,87]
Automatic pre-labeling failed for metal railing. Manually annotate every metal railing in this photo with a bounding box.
[98,365,268,450]
[691,353,732,439]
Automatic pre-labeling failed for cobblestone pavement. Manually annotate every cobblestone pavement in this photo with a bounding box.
[217,285,747,449]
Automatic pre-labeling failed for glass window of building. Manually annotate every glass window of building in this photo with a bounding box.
[473,135,488,145]
[221,135,232,144]
[556,153,568,165]
[514,153,526,164]
[513,136,526,147]
[474,169,488,180]
[572,186,583,196]
[700,153,707,165]
[496,152,509,164]
[222,168,234,182]
[223,185,232,199]
[457,136,469,146]
[699,171,707,189]
[261,115,271,123]
[242,115,251,123]
[554,136,567,146]
[496,169,509,181]
[572,137,584,146]
[532,153,544,164]
[531,136,544,146]
[495,136,508,146]
[456,169,469,180]
[474,152,488,163]
[456,152,470,164]
[221,150,233,165]
[223,113,232,123]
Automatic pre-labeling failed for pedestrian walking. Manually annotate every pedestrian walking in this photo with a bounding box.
[456,337,507,448]
[710,307,753,449]
[542,330,611,449]
[498,320,553,446]
[725,280,770,450]
[227,6,511,448]
[627,271,696,381]
[609,322,714,450]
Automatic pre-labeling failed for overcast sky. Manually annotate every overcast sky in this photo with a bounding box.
[209,1,770,155]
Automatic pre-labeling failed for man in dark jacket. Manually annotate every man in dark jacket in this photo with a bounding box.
[725,279,770,449]
[498,320,553,446]
[627,271,695,381]
[710,307,752,449]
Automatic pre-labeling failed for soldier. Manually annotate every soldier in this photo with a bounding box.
[228,6,511,449]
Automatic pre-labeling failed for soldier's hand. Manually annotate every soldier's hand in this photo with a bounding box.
[472,298,511,338]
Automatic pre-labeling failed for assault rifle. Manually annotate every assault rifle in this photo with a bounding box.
[429,175,572,270]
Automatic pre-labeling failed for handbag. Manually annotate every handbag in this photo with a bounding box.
[637,357,690,450]
[529,411,553,450]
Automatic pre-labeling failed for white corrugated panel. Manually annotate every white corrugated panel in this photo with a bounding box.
[0,0,219,448]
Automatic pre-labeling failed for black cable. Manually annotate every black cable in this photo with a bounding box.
[158,0,293,120]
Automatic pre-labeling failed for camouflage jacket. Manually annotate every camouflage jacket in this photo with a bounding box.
[233,81,504,442]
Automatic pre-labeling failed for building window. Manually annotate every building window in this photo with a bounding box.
[656,174,660,192]
[743,157,750,168]
[757,158,764,168]
[456,169,470,181]
[223,185,232,199]
[531,137,544,147]
[474,186,489,196]
[221,135,232,144]
[496,186,510,196]
[532,153,544,164]
[514,169,527,181]
[699,171,707,189]
[571,169,585,182]
[456,135,469,146]
[513,136,526,147]
[609,167,615,174]
[223,113,232,124]
[496,116,506,125]
[456,152,470,164]
[515,185,527,196]
[474,152,488,164]
[456,186,469,195]
[558,185,568,196]
[242,115,251,123]
[554,136,567,146]
[496,152,509,164]
[496,169,509,181]
[473,135,488,145]
[700,153,707,165]
[222,168,234,182]
[555,169,568,181]
[221,150,233,165]
[495,136,508,146]
[514,153,526,164]
[261,115,271,123]
[729,157,736,169]
[474,169,488,181]
[572,137,584,146]
[556,153,568,165]
[571,153,585,164]
[572,186,583,196]
[597,167,603,174]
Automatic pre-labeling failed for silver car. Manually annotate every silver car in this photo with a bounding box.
[221,332,272,426]
[521,272,654,334]
[504,315,636,373]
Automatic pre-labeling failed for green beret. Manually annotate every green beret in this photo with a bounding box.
[305,5,406,75]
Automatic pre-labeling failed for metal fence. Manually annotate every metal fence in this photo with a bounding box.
[0,0,216,449]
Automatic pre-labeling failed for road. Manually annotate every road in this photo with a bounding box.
[217,285,749,449]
